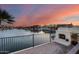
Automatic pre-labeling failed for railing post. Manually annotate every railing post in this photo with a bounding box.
[1,38,3,53]
[50,33,51,43]
[32,34,34,47]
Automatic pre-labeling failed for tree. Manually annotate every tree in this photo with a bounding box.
[0,9,15,26]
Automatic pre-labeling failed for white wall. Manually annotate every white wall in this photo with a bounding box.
[54,28,72,46]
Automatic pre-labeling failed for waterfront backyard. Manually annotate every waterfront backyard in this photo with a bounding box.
[0,4,79,54]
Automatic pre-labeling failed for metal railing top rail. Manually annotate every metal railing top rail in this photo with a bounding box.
[0,33,50,39]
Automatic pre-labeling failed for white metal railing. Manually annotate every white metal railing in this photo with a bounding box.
[0,33,53,54]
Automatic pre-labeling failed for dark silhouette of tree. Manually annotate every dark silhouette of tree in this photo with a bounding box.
[0,9,15,26]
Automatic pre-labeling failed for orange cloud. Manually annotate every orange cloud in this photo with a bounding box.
[50,5,79,25]
[13,5,79,26]
[31,14,64,25]
[13,16,29,27]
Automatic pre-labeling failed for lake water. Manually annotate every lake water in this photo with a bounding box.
[0,29,50,54]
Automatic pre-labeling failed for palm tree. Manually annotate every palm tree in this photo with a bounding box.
[0,9,15,26]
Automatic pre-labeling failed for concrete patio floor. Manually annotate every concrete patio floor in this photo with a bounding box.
[11,42,73,54]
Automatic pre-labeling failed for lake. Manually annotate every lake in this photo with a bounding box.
[0,29,51,54]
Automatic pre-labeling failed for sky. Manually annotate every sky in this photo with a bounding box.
[0,4,79,26]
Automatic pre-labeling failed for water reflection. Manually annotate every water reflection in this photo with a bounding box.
[0,29,50,54]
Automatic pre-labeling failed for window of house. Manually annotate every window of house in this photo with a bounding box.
[59,34,65,39]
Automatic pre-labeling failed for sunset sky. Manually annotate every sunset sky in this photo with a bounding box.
[0,4,79,26]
